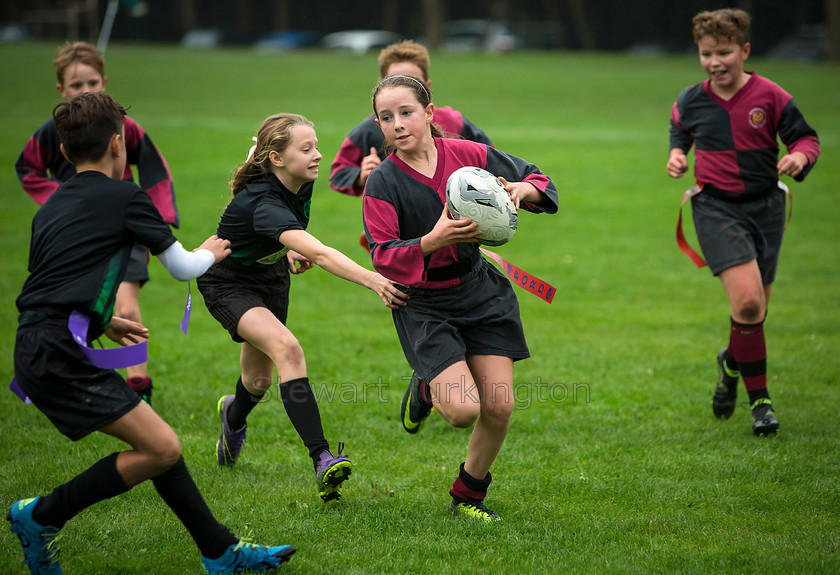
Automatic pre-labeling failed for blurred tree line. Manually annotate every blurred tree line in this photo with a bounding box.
[3,0,837,58]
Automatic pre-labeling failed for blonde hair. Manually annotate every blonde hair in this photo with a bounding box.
[377,40,430,81]
[230,114,314,196]
[692,8,750,46]
[54,41,105,85]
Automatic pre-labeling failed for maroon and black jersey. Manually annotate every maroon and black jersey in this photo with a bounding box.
[16,116,180,226]
[363,138,557,289]
[330,106,493,197]
[669,72,820,196]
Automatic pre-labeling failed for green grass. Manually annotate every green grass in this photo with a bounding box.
[1,43,839,574]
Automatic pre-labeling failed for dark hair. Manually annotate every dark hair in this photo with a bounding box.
[231,113,314,196]
[53,92,126,165]
[371,75,443,154]
[692,8,750,46]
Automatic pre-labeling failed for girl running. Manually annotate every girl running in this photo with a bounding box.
[198,113,407,501]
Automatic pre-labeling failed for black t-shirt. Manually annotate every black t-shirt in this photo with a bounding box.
[16,170,176,336]
[216,173,312,267]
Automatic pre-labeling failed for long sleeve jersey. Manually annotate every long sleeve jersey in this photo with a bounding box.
[363,137,557,290]
[16,115,180,226]
[669,72,820,196]
[330,106,493,197]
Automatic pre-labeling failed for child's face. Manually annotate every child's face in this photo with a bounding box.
[271,125,321,188]
[384,61,426,84]
[57,63,106,101]
[374,87,433,154]
[697,35,750,94]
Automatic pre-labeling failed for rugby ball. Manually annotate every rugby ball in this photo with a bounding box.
[446,166,518,246]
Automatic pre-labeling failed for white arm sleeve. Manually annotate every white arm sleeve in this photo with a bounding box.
[156,241,215,281]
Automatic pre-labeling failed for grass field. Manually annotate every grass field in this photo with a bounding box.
[0,42,838,574]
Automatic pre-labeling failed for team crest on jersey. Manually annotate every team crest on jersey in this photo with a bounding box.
[748,107,767,129]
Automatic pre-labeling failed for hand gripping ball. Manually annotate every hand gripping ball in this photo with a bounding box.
[446,166,518,246]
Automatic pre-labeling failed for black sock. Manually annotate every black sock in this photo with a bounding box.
[449,462,492,502]
[33,452,131,530]
[722,349,739,373]
[152,456,238,559]
[227,377,264,430]
[280,377,329,459]
[748,388,771,405]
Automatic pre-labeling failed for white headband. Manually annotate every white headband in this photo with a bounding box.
[386,74,430,101]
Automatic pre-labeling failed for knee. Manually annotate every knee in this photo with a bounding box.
[480,394,515,428]
[248,374,273,393]
[447,402,481,429]
[150,433,182,469]
[270,334,305,367]
[734,295,765,323]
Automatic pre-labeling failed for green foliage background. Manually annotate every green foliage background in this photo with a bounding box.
[0,43,838,574]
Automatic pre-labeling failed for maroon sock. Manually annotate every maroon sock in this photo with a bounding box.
[127,376,152,392]
[729,317,769,404]
[418,378,432,406]
[449,462,492,502]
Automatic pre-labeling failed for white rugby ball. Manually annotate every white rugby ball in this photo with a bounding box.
[446,166,518,247]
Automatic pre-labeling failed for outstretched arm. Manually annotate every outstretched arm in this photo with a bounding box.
[279,229,408,308]
[156,236,230,281]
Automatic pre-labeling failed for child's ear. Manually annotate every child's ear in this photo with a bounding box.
[742,42,751,59]
[59,143,70,162]
[56,83,65,98]
[269,150,284,167]
[110,133,122,157]
[425,103,435,124]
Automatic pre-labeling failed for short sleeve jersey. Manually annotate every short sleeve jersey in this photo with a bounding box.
[669,73,820,195]
[363,138,558,289]
[329,106,494,196]
[216,173,312,267]
[16,171,176,336]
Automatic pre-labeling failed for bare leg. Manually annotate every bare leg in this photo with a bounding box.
[428,356,515,478]
[114,281,147,381]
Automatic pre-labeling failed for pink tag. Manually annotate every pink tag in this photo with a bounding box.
[479,248,556,303]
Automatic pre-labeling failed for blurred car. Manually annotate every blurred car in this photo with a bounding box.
[322,30,403,55]
[442,19,517,53]
[766,25,827,61]
[254,30,323,51]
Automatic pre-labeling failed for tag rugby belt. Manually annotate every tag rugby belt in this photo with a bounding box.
[676,181,792,268]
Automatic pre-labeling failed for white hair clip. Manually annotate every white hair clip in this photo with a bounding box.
[246,136,258,162]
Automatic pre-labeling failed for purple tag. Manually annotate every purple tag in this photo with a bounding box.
[180,284,192,334]
[10,378,31,404]
[68,310,148,369]
[11,311,149,404]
